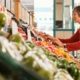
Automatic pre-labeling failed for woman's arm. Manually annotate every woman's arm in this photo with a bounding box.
[59,29,80,43]
[66,41,80,51]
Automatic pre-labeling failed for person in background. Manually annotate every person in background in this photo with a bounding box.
[53,6,80,51]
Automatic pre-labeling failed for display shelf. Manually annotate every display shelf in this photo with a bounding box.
[0,51,46,80]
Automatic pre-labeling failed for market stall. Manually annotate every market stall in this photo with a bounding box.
[0,4,80,80]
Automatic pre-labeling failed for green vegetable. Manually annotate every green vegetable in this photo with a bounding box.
[67,62,80,80]
[22,57,34,68]
[9,34,22,43]
[0,31,9,38]
[26,41,35,49]
[37,68,53,80]
[57,58,68,69]
[0,13,6,30]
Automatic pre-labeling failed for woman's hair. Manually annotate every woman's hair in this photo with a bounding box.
[73,6,80,17]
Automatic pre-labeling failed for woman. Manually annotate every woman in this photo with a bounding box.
[54,6,80,51]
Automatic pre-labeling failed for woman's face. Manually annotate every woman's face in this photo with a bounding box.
[72,11,80,23]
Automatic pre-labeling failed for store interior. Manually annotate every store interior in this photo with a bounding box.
[0,0,80,80]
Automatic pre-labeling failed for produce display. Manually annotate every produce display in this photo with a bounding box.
[34,40,73,62]
[0,33,80,80]
[0,37,71,80]
[0,5,80,80]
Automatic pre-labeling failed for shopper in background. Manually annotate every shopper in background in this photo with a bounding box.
[53,6,80,51]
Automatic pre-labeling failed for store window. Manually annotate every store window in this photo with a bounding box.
[55,0,63,28]
[34,0,53,36]
[63,0,72,29]
[55,0,73,29]
[11,0,15,13]
[54,0,74,38]
[74,0,80,6]
[5,0,11,11]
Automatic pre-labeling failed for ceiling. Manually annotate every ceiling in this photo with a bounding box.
[20,0,34,12]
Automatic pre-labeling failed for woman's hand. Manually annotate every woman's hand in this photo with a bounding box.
[52,38,64,47]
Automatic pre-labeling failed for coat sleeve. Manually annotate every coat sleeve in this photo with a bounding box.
[66,41,80,51]
[59,29,80,43]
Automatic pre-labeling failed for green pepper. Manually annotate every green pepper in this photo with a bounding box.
[57,58,68,69]
[67,62,80,80]
[26,41,35,49]
[22,57,34,69]
[9,34,22,43]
